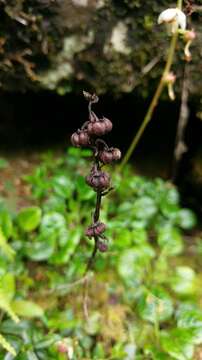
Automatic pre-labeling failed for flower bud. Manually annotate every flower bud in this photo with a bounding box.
[184,29,196,62]
[184,29,196,42]
[163,72,176,101]
[85,222,106,238]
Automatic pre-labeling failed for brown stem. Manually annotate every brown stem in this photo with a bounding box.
[83,191,102,318]
[94,191,102,222]
[85,191,102,274]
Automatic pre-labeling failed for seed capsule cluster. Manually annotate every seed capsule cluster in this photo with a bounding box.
[71,91,121,257]
[85,222,106,238]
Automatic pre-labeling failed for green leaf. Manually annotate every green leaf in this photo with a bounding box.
[52,175,73,199]
[11,300,44,318]
[0,333,16,356]
[133,196,157,220]
[118,245,155,283]
[145,345,172,360]
[0,292,19,323]
[17,206,42,232]
[160,328,195,360]
[157,225,183,255]
[25,237,55,261]
[137,287,173,323]
[0,273,15,302]
[0,228,15,260]
[0,273,18,323]
[0,211,13,238]
[50,228,81,265]
[159,187,180,220]
[176,303,202,344]
[171,267,197,296]
[176,209,197,230]
[76,176,94,201]
[40,212,66,236]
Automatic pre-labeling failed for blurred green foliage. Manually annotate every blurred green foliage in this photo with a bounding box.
[0,148,201,359]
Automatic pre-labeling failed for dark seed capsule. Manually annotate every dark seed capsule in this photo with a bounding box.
[71,130,90,147]
[112,148,121,161]
[85,222,106,238]
[99,150,114,164]
[71,132,80,147]
[87,121,106,136]
[78,130,90,146]
[85,171,110,191]
[102,117,113,133]
[97,240,108,252]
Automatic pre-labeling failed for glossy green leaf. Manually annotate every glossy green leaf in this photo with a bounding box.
[160,328,195,360]
[0,273,15,302]
[133,196,157,220]
[157,225,183,255]
[17,207,42,232]
[0,228,15,260]
[176,209,197,230]
[118,245,155,283]
[171,267,197,295]
[52,175,73,199]
[176,303,202,344]
[0,211,13,239]
[11,300,44,318]
[25,237,55,261]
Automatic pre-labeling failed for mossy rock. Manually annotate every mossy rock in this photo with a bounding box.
[0,0,202,105]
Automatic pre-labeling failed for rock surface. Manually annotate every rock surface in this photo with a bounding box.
[0,0,201,103]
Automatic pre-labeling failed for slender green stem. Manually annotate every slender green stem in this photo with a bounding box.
[119,0,183,171]
[154,313,160,347]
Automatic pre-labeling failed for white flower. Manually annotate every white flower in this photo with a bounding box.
[158,8,186,33]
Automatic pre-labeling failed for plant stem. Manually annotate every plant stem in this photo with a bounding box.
[85,191,102,273]
[119,0,183,170]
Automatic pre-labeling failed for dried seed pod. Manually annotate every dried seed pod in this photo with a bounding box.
[71,132,80,147]
[71,130,90,147]
[86,170,110,191]
[99,149,114,164]
[85,222,106,238]
[99,147,121,164]
[112,148,121,161]
[102,117,113,133]
[97,240,108,252]
[87,120,106,136]
[87,117,113,137]
[79,130,90,146]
